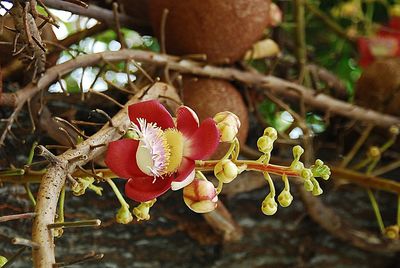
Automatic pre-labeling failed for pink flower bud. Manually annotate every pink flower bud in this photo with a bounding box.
[183,178,218,213]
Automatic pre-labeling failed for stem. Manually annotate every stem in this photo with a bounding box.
[397,195,400,226]
[105,178,129,208]
[57,186,65,223]
[196,160,299,177]
[304,1,356,41]
[340,125,373,168]
[48,219,101,229]
[263,172,276,196]
[294,0,309,85]
[2,247,27,268]
[367,189,385,233]
[0,212,36,223]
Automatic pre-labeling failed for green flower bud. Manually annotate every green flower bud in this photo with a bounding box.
[277,190,293,207]
[384,225,399,240]
[312,183,323,196]
[124,130,140,139]
[263,127,278,141]
[257,135,273,153]
[261,195,278,215]
[72,176,95,196]
[116,206,133,224]
[367,146,380,159]
[133,199,156,221]
[293,145,304,160]
[301,169,313,180]
[304,179,314,191]
[214,159,238,183]
[0,256,8,267]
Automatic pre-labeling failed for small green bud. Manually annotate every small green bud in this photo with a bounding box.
[116,206,133,224]
[367,146,380,159]
[133,199,156,221]
[124,130,139,139]
[88,184,103,196]
[293,145,304,160]
[301,169,313,180]
[304,179,314,191]
[261,195,278,215]
[263,127,278,141]
[214,159,238,183]
[0,256,8,267]
[257,135,273,153]
[277,190,293,207]
[72,176,95,196]
[312,184,323,196]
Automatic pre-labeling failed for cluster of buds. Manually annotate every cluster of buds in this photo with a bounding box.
[255,127,330,216]
[72,176,103,196]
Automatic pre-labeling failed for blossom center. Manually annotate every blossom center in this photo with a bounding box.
[164,129,184,173]
[131,119,170,177]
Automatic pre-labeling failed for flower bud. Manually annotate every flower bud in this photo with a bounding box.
[304,179,314,192]
[133,199,156,221]
[72,176,94,196]
[384,225,399,240]
[367,146,380,159]
[116,206,133,224]
[214,159,238,183]
[301,169,313,180]
[263,127,278,141]
[183,178,218,213]
[312,183,323,196]
[0,256,8,267]
[214,111,241,143]
[261,195,277,215]
[257,135,273,153]
[277,190,293,207]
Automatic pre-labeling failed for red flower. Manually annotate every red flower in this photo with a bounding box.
[358,16,400,67]
[105,100,219,202]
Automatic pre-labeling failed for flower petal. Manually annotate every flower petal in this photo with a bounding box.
[183,118,220,160]
[176,106,199,137]
[125,176,173,202]
[128,100,174,129]
[105,139,145,179]
[171,158,195,190]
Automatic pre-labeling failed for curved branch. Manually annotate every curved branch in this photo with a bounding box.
[42,0,151,33]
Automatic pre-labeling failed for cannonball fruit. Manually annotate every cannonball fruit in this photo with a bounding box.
[182,77,249,158]
[356,58,400,116]
[148,0,271,64]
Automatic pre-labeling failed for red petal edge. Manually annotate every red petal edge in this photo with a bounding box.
[171,158,195,190]
[176,106,199,138]
[183,118,220,160]
[128,100,174,130]
[105,139,145,179]
[125,176,173,202]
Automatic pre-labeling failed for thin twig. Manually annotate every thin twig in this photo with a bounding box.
[0,212,36,223]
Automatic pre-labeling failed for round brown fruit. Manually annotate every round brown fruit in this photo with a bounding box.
[148,0,271,64]
[356,58,400,116]
[182,77,249,158]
